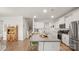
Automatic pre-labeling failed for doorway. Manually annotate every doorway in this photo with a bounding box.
[7,26,18,42]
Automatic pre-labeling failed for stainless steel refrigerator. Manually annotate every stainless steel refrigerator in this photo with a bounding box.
[69,21,79,51]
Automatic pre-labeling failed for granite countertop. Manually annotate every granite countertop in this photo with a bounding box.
[30,34,60,42]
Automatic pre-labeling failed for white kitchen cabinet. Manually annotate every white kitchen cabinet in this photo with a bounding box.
[38,42,44,51]
[62,34,69,46]
[65,12,73,29]
[38,42,60,51]
[72,9,79,21]
[44,42,60,51]
[31,34,60,51]
[65,16,71,29]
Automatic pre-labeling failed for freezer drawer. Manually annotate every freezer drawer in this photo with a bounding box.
[69,39,78,50]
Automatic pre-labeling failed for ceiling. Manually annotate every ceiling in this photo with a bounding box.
[0,7,76,22]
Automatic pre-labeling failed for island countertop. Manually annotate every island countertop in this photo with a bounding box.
[30,34,60,42]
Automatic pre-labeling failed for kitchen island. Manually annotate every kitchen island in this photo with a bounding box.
[30,34,60,51]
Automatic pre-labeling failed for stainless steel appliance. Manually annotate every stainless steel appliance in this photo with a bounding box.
[69,21,79,51]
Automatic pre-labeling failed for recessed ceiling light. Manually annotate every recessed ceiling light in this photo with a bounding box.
[43,9,47,13]
[33,16,36,18]
[51,16,54,18]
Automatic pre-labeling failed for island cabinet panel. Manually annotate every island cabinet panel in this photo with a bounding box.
[30,34,60,51]
[62,34,69,46]
[44,42,60,51]
[38,42,44,51]
[38,42,60,51]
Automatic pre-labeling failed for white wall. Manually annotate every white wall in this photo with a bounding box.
[23,18,29,39]
[24,18,33,32]
[0,16,24,40]
[0,20,3,37]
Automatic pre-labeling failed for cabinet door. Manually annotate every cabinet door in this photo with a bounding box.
[62,34,69,46]
[44,42,60,51]
[66,35,69,46]
[62,34,66,42]
[65,13,73,29]
[38,42,44,51]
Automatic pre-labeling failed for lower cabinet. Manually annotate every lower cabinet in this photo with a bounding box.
[38,42,60,51]
[62,34,69,46]
[38,42,44,51]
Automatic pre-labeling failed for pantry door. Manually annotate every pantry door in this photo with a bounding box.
[7,26,18,42]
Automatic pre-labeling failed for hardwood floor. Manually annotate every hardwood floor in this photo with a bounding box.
[60,42,72,51]
[5,39,31,51]
[1,39,72,51]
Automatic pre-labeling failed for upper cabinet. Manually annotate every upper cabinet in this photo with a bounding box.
[65,8,79,29]
[65,13,73,29]
[72,9,79,21]
[54,17,65,29]
[55,8,79,30]
[59,17,65,24]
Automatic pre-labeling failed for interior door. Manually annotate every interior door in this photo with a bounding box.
[7,26,18,42]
